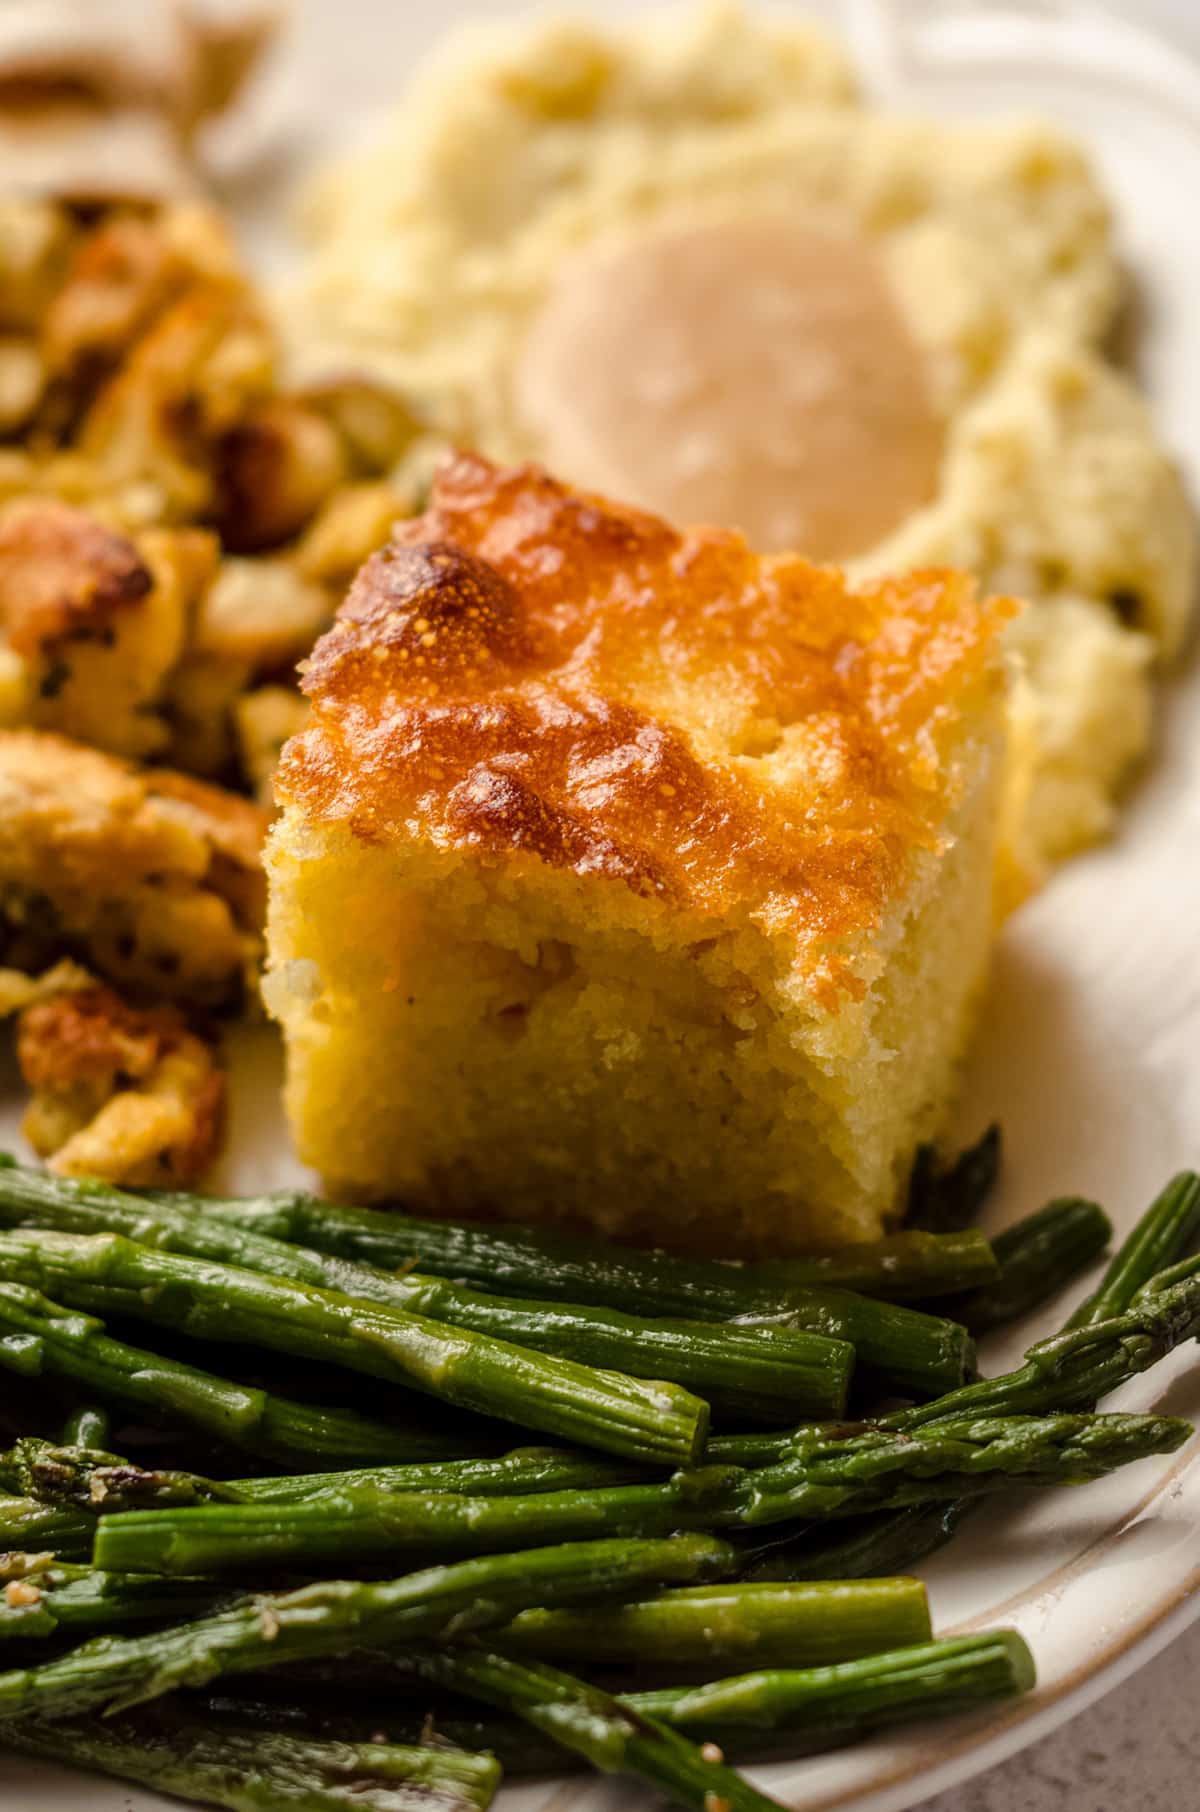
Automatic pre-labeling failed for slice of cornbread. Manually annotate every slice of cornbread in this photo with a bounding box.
[265,455,1013,1255]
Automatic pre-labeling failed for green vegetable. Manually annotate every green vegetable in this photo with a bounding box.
[0,1554,229,1641]
[627,1629,1036,1742]
[198,1689,571,1778]
[0,1163,987,1405]
[0,1280,471,1468]
[761,1291,972,1401]
[0,1231,710,1468]
[499,1576,931,1668]
[90,1473,734,1576]
[0,1533,736,1722]
[3,1705,502,1811]
[409,1646,787,1812]
[1065,1172,1200,1330]
[907,1126,1001,1234]
[133,1179,1000,1305]
[735,1411,1187,1526]
[740,1500,971,1583]
[12,1438,644,1514]
[0,1496,92,1560]
[751,1178,1199,1590]
[93,1412,1185,1577]
[937,1198,1112,1336]
[8,1438,239,1512]
[194,1629,1035,1769]
[886,1252,1200,1432]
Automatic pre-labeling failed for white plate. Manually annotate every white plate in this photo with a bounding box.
[3,3,1200,1808]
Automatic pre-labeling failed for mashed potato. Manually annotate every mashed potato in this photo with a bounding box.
[289,0,1195,876]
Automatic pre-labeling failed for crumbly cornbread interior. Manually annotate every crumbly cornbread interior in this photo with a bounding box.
[265,455,1013,1254]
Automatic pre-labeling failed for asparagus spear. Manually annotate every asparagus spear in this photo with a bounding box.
[751,1179,1196,1585]
[1135,1254,1200,1300]
[629,1629,1035,1742]
[0,1163,977,1406]
[92,1411,1186,1576]
[739,1500,971,1583]
[8,1438,240,1512]
[90,1472,736,1576]
[0,1280,475,1469]
[907,1126,1002,1235]
[0,1160,998,1307]
[194,1629,1035,1769]
[759,1291,970,1400]
[1065,1172,1200,1330]
[59,1405,109,1450]
[730,1412,1188,1527]
[885,1247,1200,1432]
[499,1576,931,1669]
[199,1688,574,1777]
[3,1705,503,1812]
[195,1687,570,1775]
[0,1497,92,1560]
[935,1198,1112,1337]
[15,1440,644,1515]
[408,1646,787,1812]
[0,1533,735,1723]
[0,1231,711,1468]
[707,1430,795,1467]
[0,1163,846,1418]
[0,1554,229,1641]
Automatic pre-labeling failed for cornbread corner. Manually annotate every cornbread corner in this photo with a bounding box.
[265,455,1014,1255]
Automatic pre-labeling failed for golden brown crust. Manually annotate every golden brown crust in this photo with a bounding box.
[0,727,266,1007]
[18,983,224,1184]
[0,496,151,656]
[284,453,1014,968]
[43,213,189,382]
[18,983,175,1089]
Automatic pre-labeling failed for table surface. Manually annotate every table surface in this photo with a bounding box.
[916,1620,1200,1812]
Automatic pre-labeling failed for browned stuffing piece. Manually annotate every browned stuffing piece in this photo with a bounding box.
[17,983,224,1184]
[0,727,265,1009]
[0,199,422,791]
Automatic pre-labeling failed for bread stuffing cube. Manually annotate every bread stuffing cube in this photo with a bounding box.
[265,454,1013,1254]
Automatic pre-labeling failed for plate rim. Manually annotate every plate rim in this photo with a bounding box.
[766,1455,1200,1811]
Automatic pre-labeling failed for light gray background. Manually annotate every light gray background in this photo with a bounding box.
[261,5,1200,1808]
[916,1623,1200,1812]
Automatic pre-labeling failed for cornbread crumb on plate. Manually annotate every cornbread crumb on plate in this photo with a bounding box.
[266,455,1013,1255]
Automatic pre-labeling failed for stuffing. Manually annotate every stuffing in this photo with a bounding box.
[0,199,424,792]
[0,496,218,758]
[0,727,265,1009]
[17,982,224,1185]
[214,397,349,553]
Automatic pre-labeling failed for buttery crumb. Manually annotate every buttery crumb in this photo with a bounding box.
[5,1580,41,1607]
[267,453,1013,1253]
[700,1743,725,1764]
